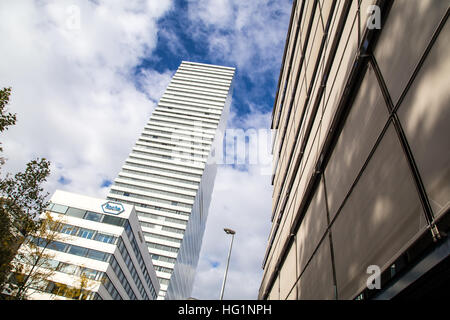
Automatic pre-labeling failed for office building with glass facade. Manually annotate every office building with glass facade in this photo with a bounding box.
[6,190,159,300]
[107,61,235,299]
[260,0,450,300]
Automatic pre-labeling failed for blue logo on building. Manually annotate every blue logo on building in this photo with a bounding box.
[101,201,125,215]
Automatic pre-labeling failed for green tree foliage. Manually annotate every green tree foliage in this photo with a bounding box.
[0,87,16,164]
[0,87,51,295]
[0,87,16,134]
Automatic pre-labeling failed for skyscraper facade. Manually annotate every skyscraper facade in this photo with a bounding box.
[107,61,235,299]
[260,0,449,300]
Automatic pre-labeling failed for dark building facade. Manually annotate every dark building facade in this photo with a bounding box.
[260,0,450,300]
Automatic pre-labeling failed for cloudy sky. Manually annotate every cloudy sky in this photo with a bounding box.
[0,0,292,299]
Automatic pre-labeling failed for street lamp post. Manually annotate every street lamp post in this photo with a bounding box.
[220,228,235,300]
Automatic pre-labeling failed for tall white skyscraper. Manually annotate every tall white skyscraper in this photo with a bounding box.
[107,61,235,299]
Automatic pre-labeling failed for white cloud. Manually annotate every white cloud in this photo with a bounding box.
[187,0,291,82]
[188,0,234,28]
[192,164,273,299]
[138,68,175,103]
[191,103,274,299]
[0,0,174,199]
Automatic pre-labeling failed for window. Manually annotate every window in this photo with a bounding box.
[68,245,88,257]
[80,268,99,280]
[66,207,86,218]
[57,263,77,274]
[60,224,78,235]
[84,211,102,222]
[51,204,68,214]
[102,215,125,227]
[78,228,95,240]
[48,241,67,252]
[43,258,60,270]
[86,250,107,261]
[95,232,116,244]
[47,282,68,296]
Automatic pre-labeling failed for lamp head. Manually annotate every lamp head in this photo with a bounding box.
[224,228,236,235]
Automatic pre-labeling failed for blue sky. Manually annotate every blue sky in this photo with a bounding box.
[0,0,292,299]
[139,0,288,118]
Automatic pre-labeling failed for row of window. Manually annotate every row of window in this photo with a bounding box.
[161,225,185,234]
[142,231,182,245]
[152,112,218,128]
[158,278,170,286]
[147,242,179,253]
[176,67,234,81]
[43,279,97,300]
[163,88,227,105]
[116,237,150,300]
[151,254,177,264]
[153,107,220,124]
[172,74,232,88]
[13,255,105,282]
[169,78,230,94]
[32,237,111,263]
[47,258,104,281]
[159,95,224,112]
[159,99,224,116]
[51,222,117,245]
[126,158,203,178]
[133,145,208,160]
[114,181,195,201]
[150,115,217,131]
[140,220,185,234]
[47,203,126,227]
[174,71,233,87]
[117,174,198,193]
[136,210,188,226]
[124,221,158,299]
[150,119,217,135]
[169,75,229,91]
[10,271,104,300]
[110,189,193,209]
[166,83,229,99]
[130,150,205,166]
[142,129,211,143]
[153,265,173,274]
[156,104,221,122]
[158,98,223,116]
[172,71,232,87]
[143,126,214,142]
[107,196,190,217]
[137,138,209,154]
[121,167,199,186]
[160,93,226,110]
[110,255,138,300]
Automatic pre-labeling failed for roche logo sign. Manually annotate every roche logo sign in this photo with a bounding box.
[101,201,125,215]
